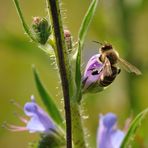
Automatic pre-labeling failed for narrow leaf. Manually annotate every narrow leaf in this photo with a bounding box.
[121,108,148,148]
[78,0,98,44]
[13,0,36,42]
[32,66,63,125]
[75,0,98,101]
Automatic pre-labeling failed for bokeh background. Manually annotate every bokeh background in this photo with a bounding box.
[0,0,148,147]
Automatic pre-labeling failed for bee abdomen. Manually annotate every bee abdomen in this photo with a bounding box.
[100,76,116,87]
[100,67,120,87]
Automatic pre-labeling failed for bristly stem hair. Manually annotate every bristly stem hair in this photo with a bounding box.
[47,0,72,147]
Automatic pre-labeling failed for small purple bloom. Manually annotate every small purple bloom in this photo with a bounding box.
[82,54,120,93]
[97,113,125,148]
[82,54,104,92]
[5,96,56,134]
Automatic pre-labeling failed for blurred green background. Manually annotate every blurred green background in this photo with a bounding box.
[0,0,148,147]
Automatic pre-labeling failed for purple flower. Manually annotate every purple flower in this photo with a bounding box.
[83,54,104,91]
[82,54,120,93]
[97,113,125,148]
[4,96,56,134]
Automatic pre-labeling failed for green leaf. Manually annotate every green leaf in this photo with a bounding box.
[78,0,98,44]
[32,66,63,125]
[75,0,98,101]
[121,108,148,148]
[13,0,36,42]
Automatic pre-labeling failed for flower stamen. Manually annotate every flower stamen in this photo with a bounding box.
[13,112,28,124]
[2,122,27,132]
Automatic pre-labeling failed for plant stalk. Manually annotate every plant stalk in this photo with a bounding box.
[71,101,86,148]
[47,0,73,147]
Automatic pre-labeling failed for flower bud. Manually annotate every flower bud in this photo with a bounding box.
[64,29,72,50]
[31,17,51,44]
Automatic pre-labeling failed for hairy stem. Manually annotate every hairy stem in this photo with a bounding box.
[47,0,73,147]
[71,101,86,148]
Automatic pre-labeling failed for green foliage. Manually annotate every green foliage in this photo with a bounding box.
[78,0,98,45]
[38,133,65,148]
[121,108,148,148]
[32,66,63,125]
[75,0,98,102]
[31,17,51,44]
[13,0,36,42]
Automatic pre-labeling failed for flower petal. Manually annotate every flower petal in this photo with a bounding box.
[102,113,117,129]
[24,100,56,133]
[84,54,103,79]
[26,115,46,133]
[97,113,125,148]
[83,54,104,91]
[111,129,125,148]
[24,102,38,116]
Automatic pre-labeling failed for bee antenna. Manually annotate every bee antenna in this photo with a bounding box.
[92,40,103,45]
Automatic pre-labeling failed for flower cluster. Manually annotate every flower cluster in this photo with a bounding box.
[5,98,126,148]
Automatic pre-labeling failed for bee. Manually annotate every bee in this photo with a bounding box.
[82,42,141,93]
[91,41,141,87]
[93,41,142,76]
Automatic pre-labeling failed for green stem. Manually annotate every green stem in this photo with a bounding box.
[71,101,86,148]
[13,0,36,42]
[46,0,75,147]
[46,0,75,99]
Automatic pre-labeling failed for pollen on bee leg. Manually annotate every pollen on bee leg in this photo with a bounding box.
[2,122,27,132]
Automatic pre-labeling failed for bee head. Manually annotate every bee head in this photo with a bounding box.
[101,44,113,52]
[92,41,113,52]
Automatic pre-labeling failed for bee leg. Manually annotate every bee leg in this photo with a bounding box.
[117,68,121,74]
[98,55,104,63]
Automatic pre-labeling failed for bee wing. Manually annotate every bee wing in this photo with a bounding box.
[103,57,112,76]
[118,58,142,75]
